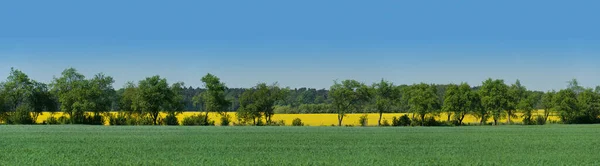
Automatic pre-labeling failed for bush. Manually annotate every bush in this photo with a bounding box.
[392,115,411,126]
[83,114,104,125]
[109,113,128,125]
[164,113,179,126]
[535,115,546,125]
[182,114,214,126]
[292,118,304,126]
[7,105,35,124]
[359,114,368,127]
[382,119,390,126]
[220,114,231,126]
[411,117,442,126]
[268,120,285,126]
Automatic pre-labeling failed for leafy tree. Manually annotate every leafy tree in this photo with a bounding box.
[51,69,115,124]
[554,89,579,123]
[479,78,510,125]
[118,82,140,115]
[519,91,541,125]
[575,89,600,123]
[135,75,178,125]
[371,79,400,126]
[329,80,370,126]
[443,83,479,125]
[88,73,116,117]
[506,80,526,124]
[406,83,440,126]
[236,83,287,125]
[540,91,556,123]
[1,68,57,124]
[196,73,230,124]
[51,68,88,123]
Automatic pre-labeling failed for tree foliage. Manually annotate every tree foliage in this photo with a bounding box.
[406,83,440,126]
[329,80,370,126]
[479,79,510,125]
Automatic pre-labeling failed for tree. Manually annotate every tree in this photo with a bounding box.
[554,89,579,124]
[118,82,140,115]
[576,89,600,123]
[518,91,541,125]
[479,78,510,125]
[1,68,56,124]
[372,79,400,126]
[443,83,479,125]
[406,83,440,126]
[135,75,177,125]
[51,68,115,124]
[88,73,116,117]
[567,79,584,94]
[541,91,556,123]
[329,80,370,126]
[507,80,527,124]
[196,73,231,124]
[51,68,88,123]
[236,82,287,125]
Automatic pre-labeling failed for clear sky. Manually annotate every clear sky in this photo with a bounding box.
[1,0,599,91]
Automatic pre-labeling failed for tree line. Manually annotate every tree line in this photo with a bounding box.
[0,67,599,126]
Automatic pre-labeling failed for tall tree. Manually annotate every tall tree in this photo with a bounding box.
[576,89,600,123]
[443,83,479,125]
[196,74,231,124]
[51,68,88,123]
[479,78,510,125]
[540,91,556,123]
[372,79,400,126]
[329,80,369,126]
[507,80,527,124]
[118,82,140,115]
[554,89,579,123]
[236,82,287,125]
[518,91,541,125]
[135,75,176,125]
[407,83,440,126]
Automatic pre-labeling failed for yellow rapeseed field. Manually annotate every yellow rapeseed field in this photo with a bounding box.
[34,110,561,126]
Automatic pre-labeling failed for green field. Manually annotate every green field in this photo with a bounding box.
[1,125,600,165]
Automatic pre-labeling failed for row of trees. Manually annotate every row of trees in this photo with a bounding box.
[1,67,599,126]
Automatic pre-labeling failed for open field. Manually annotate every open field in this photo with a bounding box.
[1,125,600,165]
[33,110,561,126]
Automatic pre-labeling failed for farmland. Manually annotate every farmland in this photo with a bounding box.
[33,111,561,126]
[1,125,600,165]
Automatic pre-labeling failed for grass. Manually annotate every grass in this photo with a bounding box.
[1,125,600,165]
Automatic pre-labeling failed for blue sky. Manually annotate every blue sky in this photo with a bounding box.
[1,0,599,91]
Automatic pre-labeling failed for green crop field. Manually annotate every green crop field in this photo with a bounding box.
[1,125,600,165]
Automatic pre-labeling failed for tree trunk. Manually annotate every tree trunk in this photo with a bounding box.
[378,112,383,126]
[421,114,426,126]
[205,111,210,125]
[507,110,511,125]
[338,114,343,126]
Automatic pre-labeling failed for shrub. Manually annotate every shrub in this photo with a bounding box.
[535,115,546,125]
[163,113,179,126]
[109,113,128,125]
[220,114,231,126]
[411,117,442,126]
[392,115,411,126]
[359,114,368,127]
[182,114,214,126]
[83,114,104,125]
[268,120,285,126]
[292,118,304,126]
[382,119,390,126]
[7,105,35,124]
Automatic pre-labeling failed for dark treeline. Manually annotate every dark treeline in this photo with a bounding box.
[0,67,598,126]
